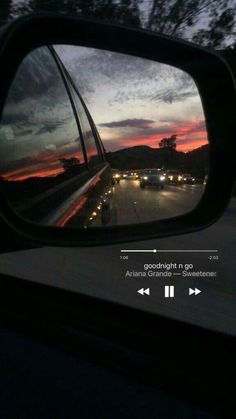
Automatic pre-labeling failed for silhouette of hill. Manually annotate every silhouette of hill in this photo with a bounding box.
[106,144,209,178]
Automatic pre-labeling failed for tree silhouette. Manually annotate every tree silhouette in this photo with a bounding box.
[60,157,81,173]
[13,0,141,27]
[0,1,235,48]
[147,0,235,48]
[159,134,177,150]
[0,0,13,25]
[192,8,235,48]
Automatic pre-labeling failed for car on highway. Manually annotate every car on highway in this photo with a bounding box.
[112,169,121,184]
[122,170,139,179]
[140,169,165,189]
[182,173,196,184]
[121,171,127,179]
[166,170,183,185]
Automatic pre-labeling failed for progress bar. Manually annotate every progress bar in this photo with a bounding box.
[120,249,218,253]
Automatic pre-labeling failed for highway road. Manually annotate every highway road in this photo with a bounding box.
[0,196,235,337]
[108,179,204,225]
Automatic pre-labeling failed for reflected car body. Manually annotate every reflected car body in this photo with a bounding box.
[140,169,165,189]
[0,46,113,229]
[166,170,183,185]
[182,173,196,184]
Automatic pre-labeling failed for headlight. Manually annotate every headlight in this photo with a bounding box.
[143,176,148,180]
[160,176,165,181]
[178,176,182,181]
[114,174,120,178]
[184,177,187,181]
[192,178,195,181]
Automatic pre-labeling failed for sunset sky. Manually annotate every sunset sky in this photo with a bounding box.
[0,45,208,182]
[56,45,208,153]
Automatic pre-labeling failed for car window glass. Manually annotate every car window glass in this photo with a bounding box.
[68,81,102,167]
[0,47,86,222]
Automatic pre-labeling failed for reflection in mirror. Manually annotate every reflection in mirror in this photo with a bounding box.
[0,45,209,229]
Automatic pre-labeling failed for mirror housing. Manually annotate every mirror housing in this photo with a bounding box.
[0,14,235,247]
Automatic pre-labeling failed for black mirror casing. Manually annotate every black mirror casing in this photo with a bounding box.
[0,14,235,248]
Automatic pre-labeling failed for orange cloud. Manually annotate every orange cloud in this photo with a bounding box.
[106,119,208,152]
[1,149,84,181]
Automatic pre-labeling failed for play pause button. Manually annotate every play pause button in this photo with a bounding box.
[164,285,175,298]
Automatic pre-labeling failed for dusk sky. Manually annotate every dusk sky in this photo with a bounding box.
[0,44,208,183]
[56,45,208,153]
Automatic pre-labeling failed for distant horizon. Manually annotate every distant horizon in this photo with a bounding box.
[105,140,209,154]
[97,117,208,154]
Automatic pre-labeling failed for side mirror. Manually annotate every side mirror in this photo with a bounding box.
[0,14,235,246]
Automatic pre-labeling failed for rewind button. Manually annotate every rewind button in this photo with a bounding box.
[137,288,150,296]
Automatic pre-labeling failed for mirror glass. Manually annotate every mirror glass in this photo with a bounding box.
[0,45,209,228]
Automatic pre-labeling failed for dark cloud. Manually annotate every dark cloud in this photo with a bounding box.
[57,46,198,107]
[159,117,183,123]
[152,90,196,104]
[108,84,197,106]
[99,118,155,129]
[35,122,59,136]
[100,119,206,142]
